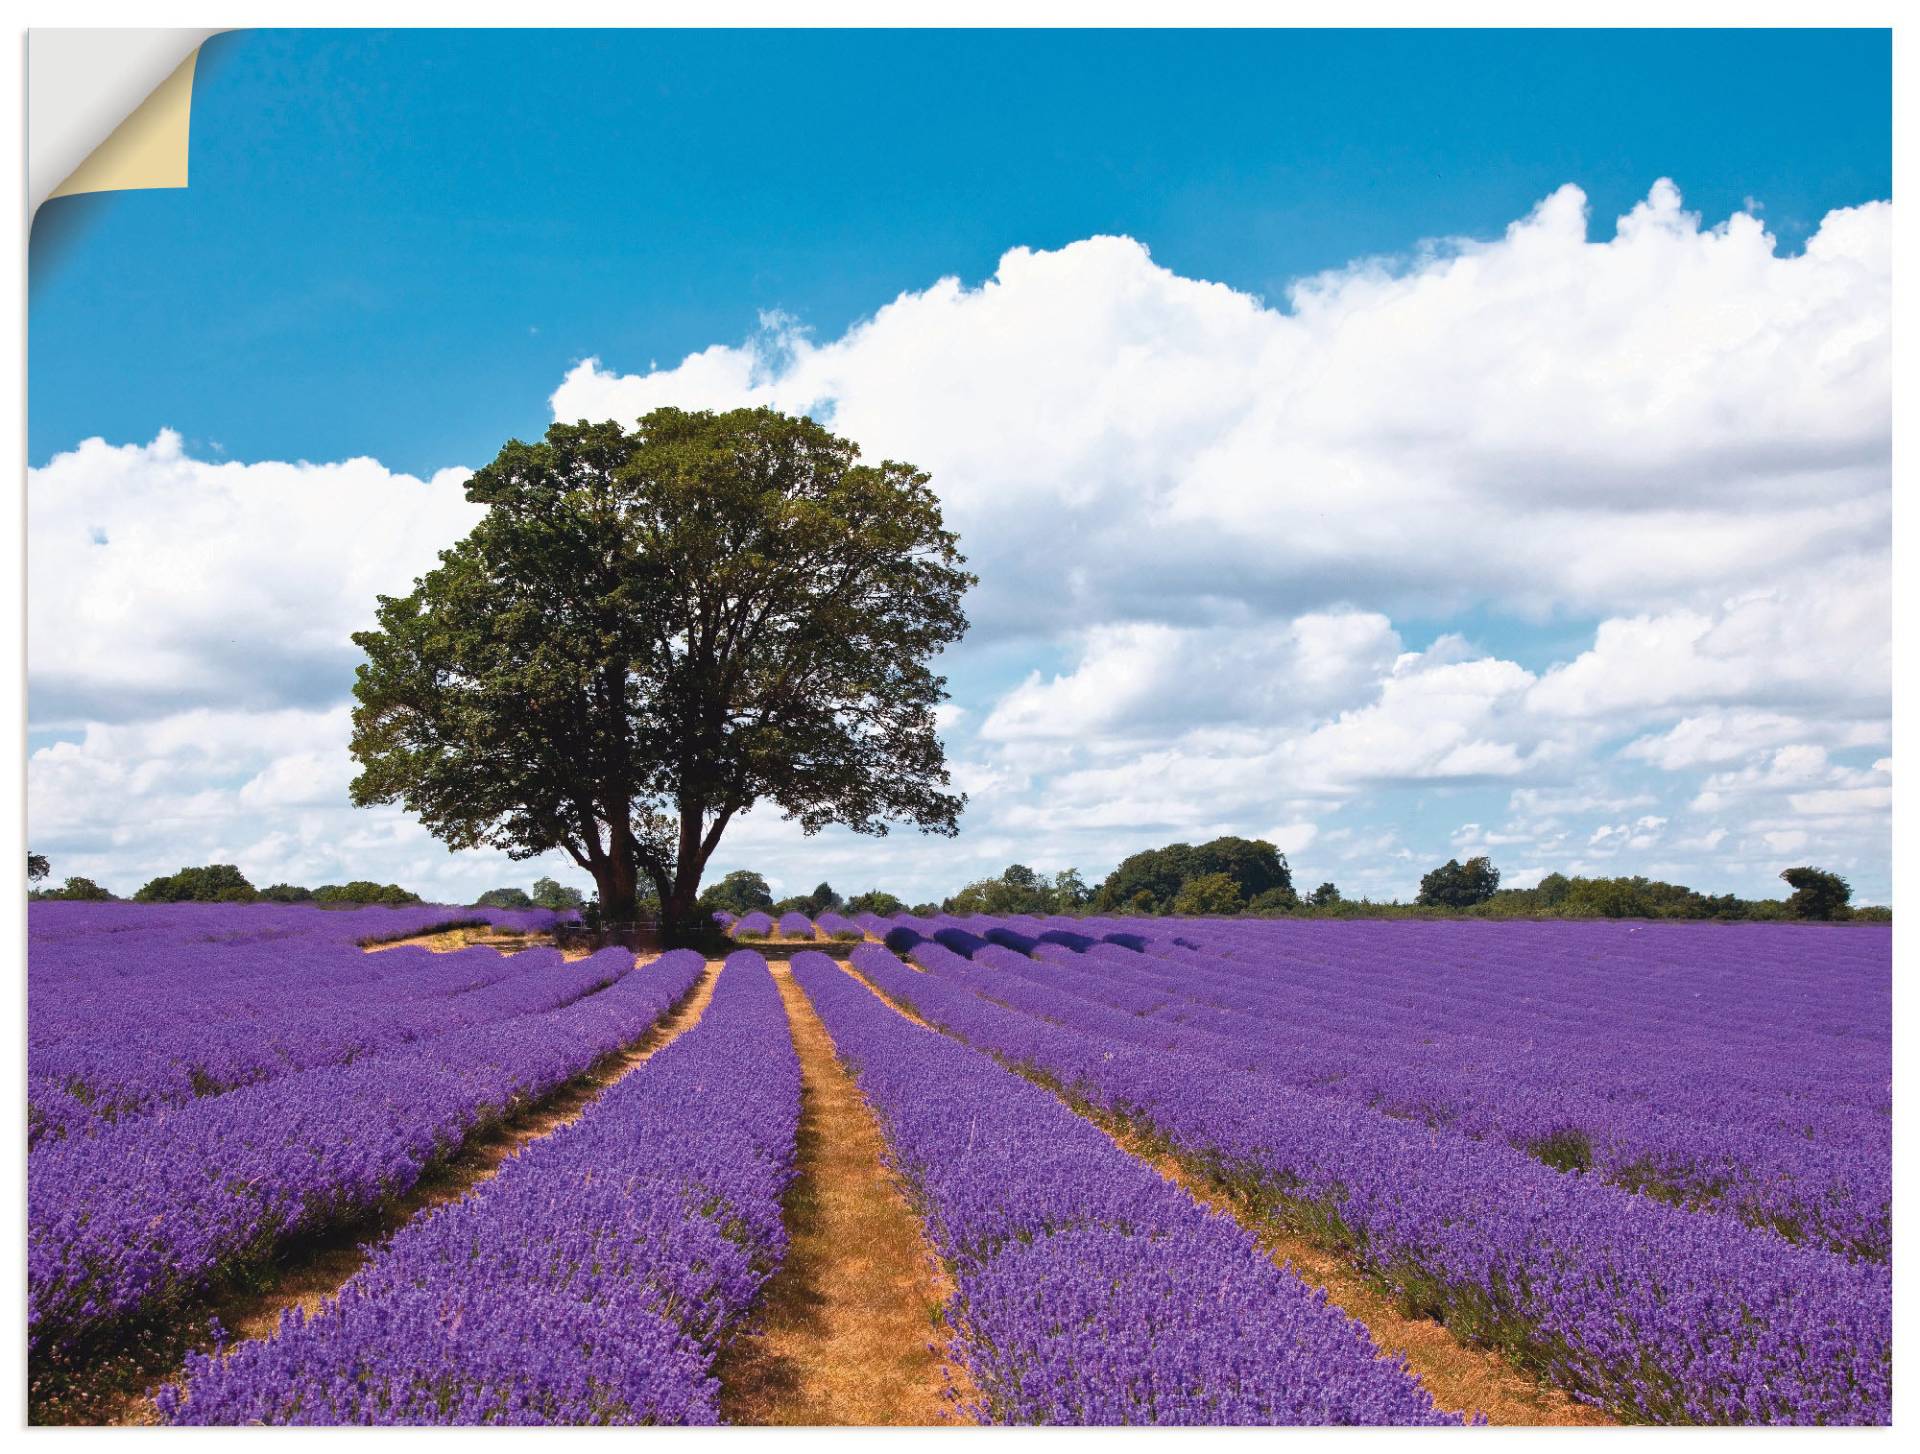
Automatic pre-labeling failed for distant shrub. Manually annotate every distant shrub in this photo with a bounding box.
[313,881,421,907]
[35,876,115,901]
[530,876,585,911]
[1246,885,1300,917]
[258,883,313,903]
[475,887,534,909]
[1781,866,1852,921]
[696,869,774,917]
[135,864,258,904]
[1171,872,1246,917]
[1416,857,1500,909]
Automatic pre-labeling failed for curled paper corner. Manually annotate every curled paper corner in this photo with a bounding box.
[29,29,224,218]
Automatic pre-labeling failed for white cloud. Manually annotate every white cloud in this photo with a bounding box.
[1621,707,1888,770]
[556,182,1889,634]
[26,706,582,902]
[1528,576,1889,722]
[29,431,483,725]
[26,181,1893,906]
[979,612,1399,742]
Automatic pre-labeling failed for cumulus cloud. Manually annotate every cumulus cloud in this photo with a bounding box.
[555,182,1889,634]
[26,706,577,901]
[29,431,482,725]
[980,613,1400,742]
[26,181,1893,904]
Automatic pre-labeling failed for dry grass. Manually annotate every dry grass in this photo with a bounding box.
[715,964,973,1426]
[365,923,590,959]
[837,956,1611,1428]
[39,955,719,1428]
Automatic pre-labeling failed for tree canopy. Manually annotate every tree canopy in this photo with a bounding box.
[697,869,774,917]
[135,864,258,903]
[349,407,973,936]
[530,876,586,911]
[1171,872,1245,917]
[475,886,535,909]
[946,864,1090,917]
[1416,856,1501,908]
[1781,866,1852,921]
[1092,836,1291,914]
[313,881,422,906]
[28,852,50,883]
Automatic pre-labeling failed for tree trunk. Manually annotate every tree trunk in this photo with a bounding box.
[593,853,641,925]
[656,804,708,944]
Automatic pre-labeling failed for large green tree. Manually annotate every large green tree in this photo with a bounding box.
[1092,836,1291,914]
[1780,865,1851,921]
[134,863,258,903]
[350,407,973,937]
[1416,856,1501,908]
[946,863,1089,917]
[697,869,774,917]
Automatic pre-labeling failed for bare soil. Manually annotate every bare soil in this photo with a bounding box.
[715,963,973,1425]
[365,923,591,959]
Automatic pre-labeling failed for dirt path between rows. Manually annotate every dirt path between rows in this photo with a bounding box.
[715,963,973,1426]
[45,956,721,1428]
[365,923,588,958]
[835,956,1610,1428]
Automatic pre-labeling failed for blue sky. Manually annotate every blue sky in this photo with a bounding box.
[27,29,1893,905]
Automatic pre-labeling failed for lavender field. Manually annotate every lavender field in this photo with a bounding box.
[28,901,1891,1426]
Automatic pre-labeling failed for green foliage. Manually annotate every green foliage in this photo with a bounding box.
[1170,872,1246,917]
[530,876,585,911]
[765,881,845,918]
[349,408,974,939]
[34,876,115,901]
[134,864,258,904]
[1246,885,1301,917]
[1093,836,1291,914]
[1309,881,1341,907]
[258,883,314,903]
[846,888,906,916]
[28,852,50,883]
[1781,866,1852,921]
[313,881,422,907]
[697,869,774,916]
[946,864,1090,917]
[474,886,534,909]
[1416,856,1501,908]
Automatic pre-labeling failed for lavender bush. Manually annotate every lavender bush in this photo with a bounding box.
[158,950,799,1425]
[791,950,1454,1425]
[848,933,1890,1424]
[28,901,571,1146]
[29,948,706,1353]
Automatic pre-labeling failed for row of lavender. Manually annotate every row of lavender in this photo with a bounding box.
[862,911,1888,1261]
[29,943,706,1354]
[29,901,569,1146]
[788,951,1455,1424]
[847,934,1890,1423]
[161,951,800,1425]
[719,910,864,939]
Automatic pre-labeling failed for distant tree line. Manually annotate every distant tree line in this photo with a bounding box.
[689,841,1883,926]
[26,848,1885,925]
